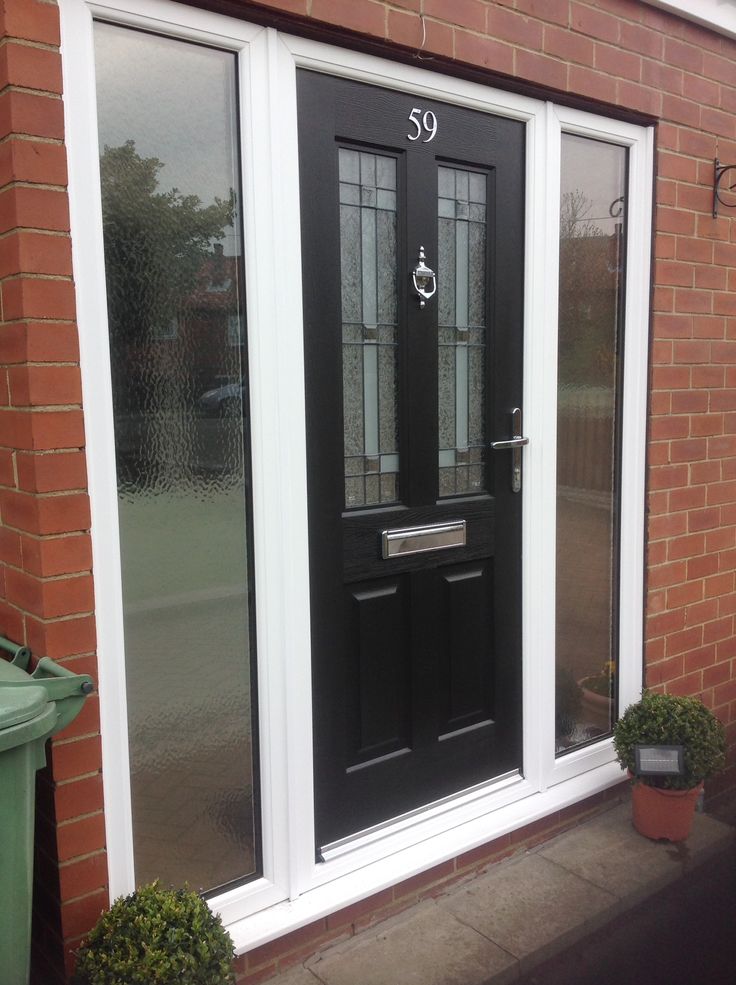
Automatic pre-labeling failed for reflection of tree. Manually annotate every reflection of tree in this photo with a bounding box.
[101,140,234,350]
[100,141,241,488]
[559,189,602,241]
[558,189,621,389]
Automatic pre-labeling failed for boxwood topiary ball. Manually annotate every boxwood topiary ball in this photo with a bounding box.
[613,691,726,791]
[72,882,235,985]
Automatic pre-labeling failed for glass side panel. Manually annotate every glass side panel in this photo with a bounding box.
[94,22,258,891]
[339,148,399,508]
[555,134,626,754]
[437,166,487,498]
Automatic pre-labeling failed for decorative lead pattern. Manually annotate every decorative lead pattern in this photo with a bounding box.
[339,149,399,508]
[437,166,487,497]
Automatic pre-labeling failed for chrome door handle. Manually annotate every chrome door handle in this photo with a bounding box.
[490,436,529,450]
[491,407,527,493]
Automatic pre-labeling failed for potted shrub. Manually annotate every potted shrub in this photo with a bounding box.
[578,660,616,731]
[613,691,726,842]
[72,882,235,985]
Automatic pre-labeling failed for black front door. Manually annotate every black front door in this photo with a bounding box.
[298,72,525,851]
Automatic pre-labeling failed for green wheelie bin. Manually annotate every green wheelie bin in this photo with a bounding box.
[0,637,93,985]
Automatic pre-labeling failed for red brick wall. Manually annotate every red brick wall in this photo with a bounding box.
[0,2,106,981]
[1,0,735,981]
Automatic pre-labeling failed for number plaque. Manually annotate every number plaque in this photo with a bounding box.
[407,107,438,143]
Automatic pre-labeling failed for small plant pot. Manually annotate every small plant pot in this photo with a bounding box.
[630,778,703,842]
[578,678,615,730]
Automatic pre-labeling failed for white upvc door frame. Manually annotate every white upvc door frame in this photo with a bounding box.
[545,104,654,788]
[60,0,652,953]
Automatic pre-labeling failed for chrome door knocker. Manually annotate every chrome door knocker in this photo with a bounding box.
[411,246,437,308]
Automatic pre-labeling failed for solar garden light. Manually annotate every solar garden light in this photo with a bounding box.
[633,744,685,778]
[614,693,726,841]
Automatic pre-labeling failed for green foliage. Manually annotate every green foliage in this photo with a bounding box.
[72,882,235,985]
[99,140,234,345]
[613,691,726,790]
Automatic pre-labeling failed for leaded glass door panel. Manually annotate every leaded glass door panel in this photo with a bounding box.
[298,72,525,850]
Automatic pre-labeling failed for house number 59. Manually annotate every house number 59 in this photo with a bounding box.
[407,108,438,142]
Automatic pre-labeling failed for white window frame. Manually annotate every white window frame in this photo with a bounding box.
[60,0,652,954]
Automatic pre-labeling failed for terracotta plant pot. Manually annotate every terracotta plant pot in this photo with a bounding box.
[579,682,615,730]
[630,779,703,842]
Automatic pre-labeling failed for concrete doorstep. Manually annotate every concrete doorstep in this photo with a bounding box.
[259,802,734,985]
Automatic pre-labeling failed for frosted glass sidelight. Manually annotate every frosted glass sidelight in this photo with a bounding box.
[555,134,626,754]
[94,22,258,892]
[437,166,487,496]
[339,148,399,507]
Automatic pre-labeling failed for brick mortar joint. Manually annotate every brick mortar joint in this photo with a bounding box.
[1,558,93,579]
[4,563,93,581]
[0,132,64,147]
[0,236,73,250]
[0,416,84,422]
[0,35,61,61]
[5,607,96,629]
[0,403,83,412]
[0,83,61,100]
[55,768,102,788]
[0,227,70,242]
[55,808,104,831]
[1,271,73,283]
[1,180,68,194]
[5,401,84,413]
[1,518,90,534]
[22,610,95,625]
[0,316,77,325]
[0,469,86,485]
[52,730,101,751]
[59,886,109,909]
[0,36,61,55]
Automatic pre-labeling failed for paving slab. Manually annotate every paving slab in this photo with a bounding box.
[673,808,735,864]
[439,853,617,970]
[255,803,735,985]
[266,967,323,985]
[538,802,734,906]
[308,903,517,985]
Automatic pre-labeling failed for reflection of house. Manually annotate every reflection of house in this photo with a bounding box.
[118,243,242,401]
[184,243,243,356]
[2,1,736,983]
[112,243,244,480]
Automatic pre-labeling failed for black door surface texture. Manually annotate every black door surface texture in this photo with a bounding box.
[298,71,525,851]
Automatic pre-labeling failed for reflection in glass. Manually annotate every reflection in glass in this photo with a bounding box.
[339,149,399,507]
[94,22,258,891]
[437,166,487,497]
[555,134,626,753]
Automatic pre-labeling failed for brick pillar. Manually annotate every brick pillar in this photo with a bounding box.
[0,2,106,981]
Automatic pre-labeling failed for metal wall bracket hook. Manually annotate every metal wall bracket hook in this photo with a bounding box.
[411,246,437,308]
[713,158,736,218]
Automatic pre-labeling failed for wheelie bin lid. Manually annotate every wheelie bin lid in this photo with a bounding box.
[0,659,48,730]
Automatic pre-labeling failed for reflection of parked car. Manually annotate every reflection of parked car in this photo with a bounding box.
[198,382,245,417]
[115,393,247,483]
